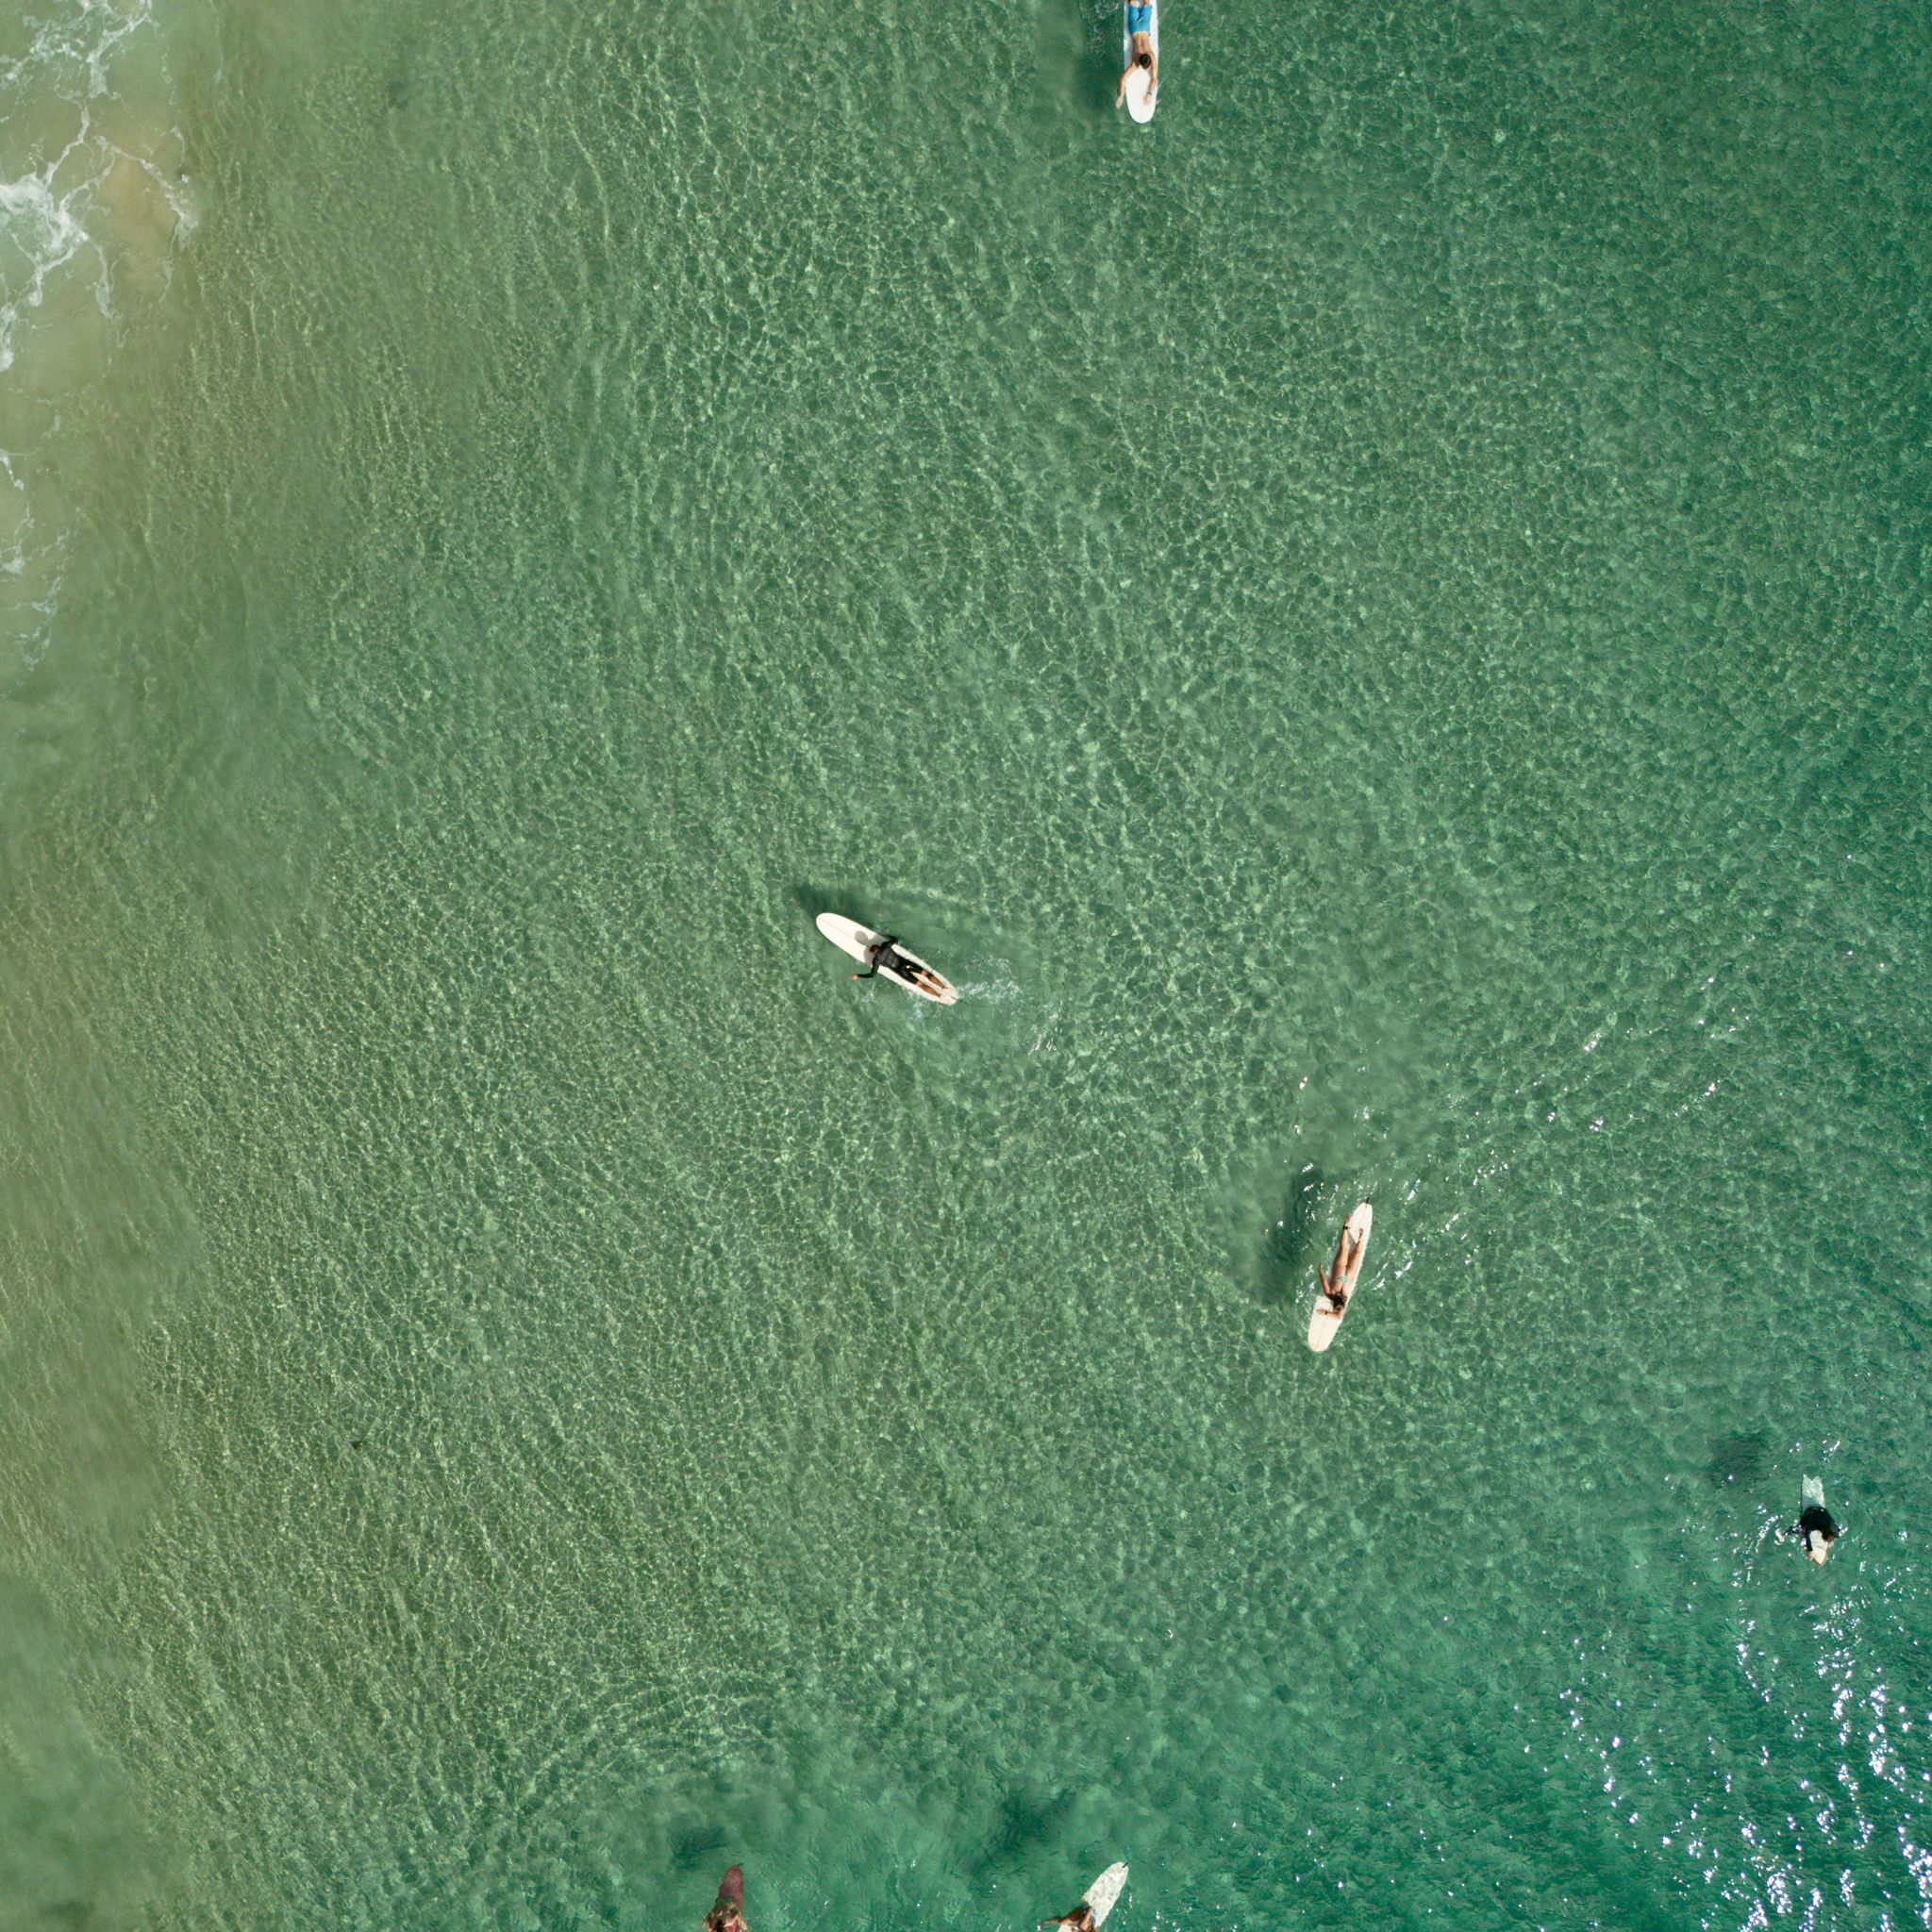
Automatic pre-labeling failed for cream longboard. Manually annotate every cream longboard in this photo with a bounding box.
[1307,1203,1372,1353]
[815,913,958,1005]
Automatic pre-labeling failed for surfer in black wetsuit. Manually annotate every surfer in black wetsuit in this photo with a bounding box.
[853,932,952,998]
[703,1865,746,1932]
[853,937,908,982]
[1795,1502,1841,1565]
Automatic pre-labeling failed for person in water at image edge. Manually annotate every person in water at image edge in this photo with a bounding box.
[1116,4,1158,108]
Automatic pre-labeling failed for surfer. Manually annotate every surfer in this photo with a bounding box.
[1794,1502,1841,1565]
[1039,1907,1098,1932]
[703,1865,746,1932]
[1319,1219,1364,1313]
[1115,8,1157,109]
[854,937,941,996]
[853,936,908,981]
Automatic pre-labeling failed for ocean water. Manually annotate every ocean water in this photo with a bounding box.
[1,1,1928,1927]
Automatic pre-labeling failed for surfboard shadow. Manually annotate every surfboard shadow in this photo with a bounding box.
[970,1779,1079,1877]
[668,1821,731,1874]
[1706,1430,1772,1491]
[1255,1162,1326,1307]
[788,883,858,922]
[1035,0,1122,114]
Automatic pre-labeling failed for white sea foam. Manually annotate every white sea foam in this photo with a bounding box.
[0,170,92,375]
[1,0,189,663]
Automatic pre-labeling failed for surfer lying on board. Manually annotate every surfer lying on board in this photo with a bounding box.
[854,937,942,996]
[853,936,906,979]
[1115,10,1157,108]
[1318,1220,1365,1313]
[1793,1502,1841,1565]
[702,1865,746,1932]
[1039,1907,1098,1932]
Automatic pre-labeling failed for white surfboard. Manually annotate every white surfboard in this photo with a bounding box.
[1083,1863,1128,1926]
[1123,0,1158,123]
[816,913,959,1006]
[1307,1203,1372,1353]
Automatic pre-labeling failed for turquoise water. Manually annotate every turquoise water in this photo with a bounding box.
[2,0,1929,1926]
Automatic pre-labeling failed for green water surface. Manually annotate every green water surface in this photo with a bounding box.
[2,1,1928,1926]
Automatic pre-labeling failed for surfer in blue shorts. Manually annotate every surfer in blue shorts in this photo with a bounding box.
[1116,8,1158,109]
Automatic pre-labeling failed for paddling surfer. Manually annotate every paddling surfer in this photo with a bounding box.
[853,936,909,981]
[854,936,942,997]
[1794,1501,1841,1565]
[1040,1907,1098,1932]
[703,1865,746,1932]
[1319,1219,1364,1314]
[1115,7,1157,109]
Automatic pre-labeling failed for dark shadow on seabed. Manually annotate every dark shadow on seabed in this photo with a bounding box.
[1707,1430,1773,1491]
[1253,1160,1326,1307]
[969,1777,1080,1878]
